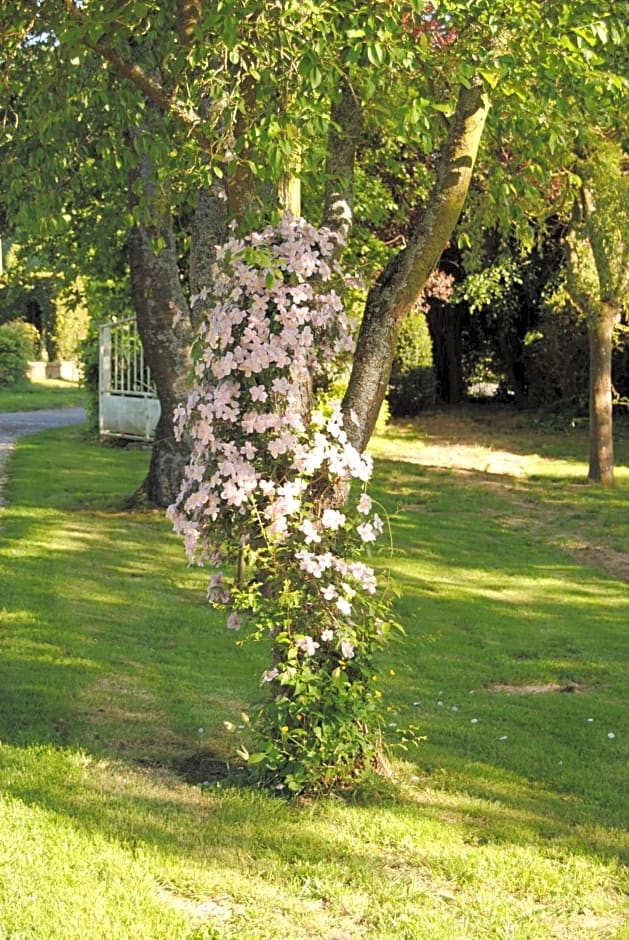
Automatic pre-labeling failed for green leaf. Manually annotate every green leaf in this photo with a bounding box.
[245,752,266,765]
[366,42,386,67]
[308,65,322,90]
[479,69,499,90]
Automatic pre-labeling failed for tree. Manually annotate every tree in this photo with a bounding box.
[2,0,625,792]
[564,142,628,485]
[1,1,625,500]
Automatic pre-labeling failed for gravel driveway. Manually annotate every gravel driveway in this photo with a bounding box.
[0,408,86,506]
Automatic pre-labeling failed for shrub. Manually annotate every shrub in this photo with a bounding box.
[0,319,35,387]
[77,327,100,433]
[523,301,589,413]
[387,307,436,417]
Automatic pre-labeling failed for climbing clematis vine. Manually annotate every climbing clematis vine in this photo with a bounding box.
[168,216,402,793]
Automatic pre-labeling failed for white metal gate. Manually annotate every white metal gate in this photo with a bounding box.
[99,318,161,442]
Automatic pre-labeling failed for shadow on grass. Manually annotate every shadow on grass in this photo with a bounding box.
[1,737,626,885]
[1,424,627,884]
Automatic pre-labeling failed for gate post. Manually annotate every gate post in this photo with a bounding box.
[99,323,112,441]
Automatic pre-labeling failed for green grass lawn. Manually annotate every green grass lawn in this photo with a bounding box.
[0,412,627,939]
[0,377,86,412]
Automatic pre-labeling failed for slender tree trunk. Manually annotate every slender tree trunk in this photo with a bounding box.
[565,172,627,488]
[587,305,617,486]
[428,302,465,404]
[343,82,490,451]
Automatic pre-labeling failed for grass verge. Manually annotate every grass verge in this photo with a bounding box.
[0,377,85,412]
[0,412,627,939]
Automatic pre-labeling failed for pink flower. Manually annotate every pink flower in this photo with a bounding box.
[299,519,321,545]
[356,522,377,543]
[227,613,241,631]
[261,666,279,684]
[348,561,377,594]
[296,550,322,578]
[259,479,276,498]
[249,385,267,403]
[266,515,288,538]
[271,375,291,396]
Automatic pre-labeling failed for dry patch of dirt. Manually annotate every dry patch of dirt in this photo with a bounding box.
[490,682,585,695]
[157,883,241,921]
[571,544,629,583]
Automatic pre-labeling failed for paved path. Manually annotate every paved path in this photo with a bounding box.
[0,408,86,507]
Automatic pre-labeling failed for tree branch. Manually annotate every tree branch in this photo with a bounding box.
[62,0,214,152]
[342,81,490,450]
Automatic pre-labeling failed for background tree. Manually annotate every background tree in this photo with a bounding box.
[563,142,628,485]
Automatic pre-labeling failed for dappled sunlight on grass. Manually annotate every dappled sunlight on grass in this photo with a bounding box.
[390,559,629,611]
[1,415,628,938]
[370,407,629,484]
[1,741,626,939]
[0,378,85,413]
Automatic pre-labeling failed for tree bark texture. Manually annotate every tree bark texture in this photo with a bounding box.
[322,75,363,246]
[587,307,617,485]
[565,173,627,488]
[128,152,193,507]
[343,82,490,451]
[189,183,228,306]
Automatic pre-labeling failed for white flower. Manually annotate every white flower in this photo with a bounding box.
[341,640,355,660]
[321,629,334,642]
[299,519,321,545]
[321,508,346,531]
[357,493,372,515]
[296,635,320,656]
[607,732,616,739]
[470,718,478,724]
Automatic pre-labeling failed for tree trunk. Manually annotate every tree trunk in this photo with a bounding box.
[189,183,228,305]
[322,74,363,245]
[127,149,193,507]
[428,301,465,404]
[587,305,617,486]
[565,169,628,488]
[343,82,490,451]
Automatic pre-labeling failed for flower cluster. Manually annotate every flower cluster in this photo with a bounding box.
[168,216,399,792]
